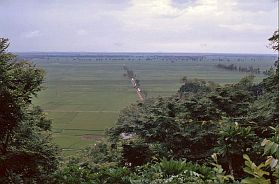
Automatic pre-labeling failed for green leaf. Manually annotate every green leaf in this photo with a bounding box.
[243,154,250,161]
[271,143,279,155]
[261,139,269,147]
[242,177,271,184]
[264,142,274,155]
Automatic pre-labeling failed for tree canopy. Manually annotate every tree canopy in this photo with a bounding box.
[0,38,59,183]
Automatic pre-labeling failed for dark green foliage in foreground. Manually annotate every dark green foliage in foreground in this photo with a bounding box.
[107,76,263,178]
[0,38,59,183]
[215,123,256,177]
[53,143,235,184]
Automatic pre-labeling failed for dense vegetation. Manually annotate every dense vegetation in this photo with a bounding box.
[0,38,59,183]
[0,30,278,183]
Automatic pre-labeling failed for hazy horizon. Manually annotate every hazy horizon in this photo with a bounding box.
[14,51,278,56]
[1,0,278,54]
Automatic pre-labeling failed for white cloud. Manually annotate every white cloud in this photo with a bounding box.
[76,29,88,36]
[219,23,266,32]
[22,30,42,38]
[0,0,277,53]
[113,0,277,52]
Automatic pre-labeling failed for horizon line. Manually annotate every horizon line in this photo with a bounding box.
[13,51,278,56]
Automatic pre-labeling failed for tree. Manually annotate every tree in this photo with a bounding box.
[269,30,279,123]
[268,30,279,52]
[0,38,59,183]
[107,72,268,176]
[216,122,256,178]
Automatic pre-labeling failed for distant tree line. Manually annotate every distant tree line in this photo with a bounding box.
[216,63,261,74]
[123,65,135,78]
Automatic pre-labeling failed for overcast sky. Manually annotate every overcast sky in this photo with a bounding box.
[0,0,278,53]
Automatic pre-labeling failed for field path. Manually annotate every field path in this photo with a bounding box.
[135,83,144,101]
[123,65,145,101]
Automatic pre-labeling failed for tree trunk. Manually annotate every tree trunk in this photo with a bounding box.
[1,132,10,155]
[228,157,234,177]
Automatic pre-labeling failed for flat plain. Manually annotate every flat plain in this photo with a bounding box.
[21,53,275,152]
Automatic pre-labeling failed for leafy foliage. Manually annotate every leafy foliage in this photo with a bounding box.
[216,122,256,177]
[107,74,263,171]
[241,154,270,184]
[0,38,59,183]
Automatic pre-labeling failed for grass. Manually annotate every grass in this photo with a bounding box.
[30,54,275,152]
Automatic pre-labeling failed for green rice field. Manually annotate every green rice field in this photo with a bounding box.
[21,53,275,152]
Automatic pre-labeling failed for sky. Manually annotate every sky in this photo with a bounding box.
[0,0,278,53]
